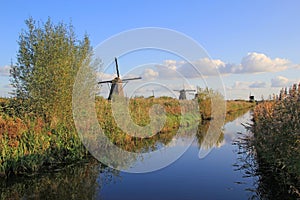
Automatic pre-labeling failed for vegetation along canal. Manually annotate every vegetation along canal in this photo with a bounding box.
[1,109,260,199]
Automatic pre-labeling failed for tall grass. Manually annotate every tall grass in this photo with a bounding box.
[0,93,254,177]
[250,83,300,198]
[95,96,200,152]
[1,96,199,176]
[0,111,88,177]
[226,100,255,114]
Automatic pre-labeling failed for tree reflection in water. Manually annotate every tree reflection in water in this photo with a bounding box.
[0,159,119,200]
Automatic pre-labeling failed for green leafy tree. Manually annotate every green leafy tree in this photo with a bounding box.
[10,17,92,126]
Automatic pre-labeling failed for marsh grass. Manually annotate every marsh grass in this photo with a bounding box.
[244,83,300,198]
[0,94,254,177]
[0,96,199,176]
[0,110,88,177]
[95,96,200,152]
[226,100,255,114]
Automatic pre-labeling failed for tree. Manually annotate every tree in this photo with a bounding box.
[10,17,92,126]
[196,87,225,120]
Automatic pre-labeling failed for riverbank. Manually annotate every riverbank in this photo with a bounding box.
[225,100,255,122]
[0,97,255,177]
[249,84,300,198]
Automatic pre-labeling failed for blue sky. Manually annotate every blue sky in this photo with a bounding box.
[0,0,300,99]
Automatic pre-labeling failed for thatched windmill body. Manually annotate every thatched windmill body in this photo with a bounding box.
[174,89,196,100]
[98,58,141,100]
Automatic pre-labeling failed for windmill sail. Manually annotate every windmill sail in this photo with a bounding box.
[115,57,120,78]
[98,57,142,100]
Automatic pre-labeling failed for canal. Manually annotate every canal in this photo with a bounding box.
[0,111,257,200]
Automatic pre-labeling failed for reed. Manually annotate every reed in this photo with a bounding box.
[0,96,198,176]
[0,94,254,177]
[0,112,88,177]
[95,96,200,152]
[226,100,255,114]
[250,83,300,198]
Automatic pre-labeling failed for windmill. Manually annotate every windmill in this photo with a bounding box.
[174,87,196,100]
[98,58,142,100]
[249,92,255,102]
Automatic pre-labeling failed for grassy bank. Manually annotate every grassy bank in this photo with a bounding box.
[0,96,199,176]
[0,96,254,177]
[226,100,255,114]
[95,96,200,153]
[250,84,300,198]
[0,114,88,177]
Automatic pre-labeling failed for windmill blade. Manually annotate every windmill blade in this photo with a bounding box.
[185,89,196,92]
[121,77,142,82]
[98,80,113,84]
[173,90,181,91]
[115,57,120,78]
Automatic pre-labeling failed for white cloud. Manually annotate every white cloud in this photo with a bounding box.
[163,60,177,70]
[231,80,267,90]
[171,83,196,91]
[97,72,116,81]
[219,52,290,74]
[154,58,225,79]
[219,63,240,74]
[178,52,292,76]
[271,76,290,87]
[249,81,267,88]
[154,52,293,79]
[0,65,11,76]
[178,58,225,77]
[231,81,251,90]
[142,68,159,81]
[292,63,300,69]
[239,52,289,73]
[155,60,180,79]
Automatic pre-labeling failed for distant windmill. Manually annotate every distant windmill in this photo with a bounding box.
[98,58,142,100]
[249,92,255,102]
[174,87,196,100]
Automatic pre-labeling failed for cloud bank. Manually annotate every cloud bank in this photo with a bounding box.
[249,81,267,88]
[140,52,294,80]
[220,52,289,74]
[229,76,295,91]
[271,76,290,87]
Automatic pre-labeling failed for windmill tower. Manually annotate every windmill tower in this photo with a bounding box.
[174,87,196,100]
[98,58,142,100]
[249,92,255,102]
